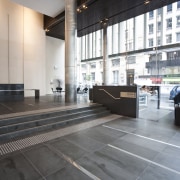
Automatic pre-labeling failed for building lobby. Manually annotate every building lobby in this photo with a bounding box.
[0,0,180,180]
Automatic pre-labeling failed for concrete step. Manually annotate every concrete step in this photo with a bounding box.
[0,105,111,143]
[0,104,104,127]
[0,107,107,135]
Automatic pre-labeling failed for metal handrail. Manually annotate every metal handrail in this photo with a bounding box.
[98,89,121,100]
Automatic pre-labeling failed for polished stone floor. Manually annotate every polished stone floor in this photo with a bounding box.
[0,94,89,117]
[0,94,180,180]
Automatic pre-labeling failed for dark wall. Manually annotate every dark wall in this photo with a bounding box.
[0,84,24,101]
[93,86,139,118]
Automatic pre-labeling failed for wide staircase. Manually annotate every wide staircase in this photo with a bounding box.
[0,104,111,144]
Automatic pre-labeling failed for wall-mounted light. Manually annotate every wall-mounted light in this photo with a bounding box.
[45,29,50,32]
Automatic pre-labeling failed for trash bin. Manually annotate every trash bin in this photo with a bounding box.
[174,93,180,126]
[175,106,180,126]
[89,88,93,101]
[35,89,40,99]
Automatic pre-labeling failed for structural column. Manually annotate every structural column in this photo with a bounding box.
[103,26,109,85]
[65,0,77,102]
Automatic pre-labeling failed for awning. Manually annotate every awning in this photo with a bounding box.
[150,78,162,83]
[163,78,180,82]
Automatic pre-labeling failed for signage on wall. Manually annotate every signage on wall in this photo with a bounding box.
[120,92,136,98]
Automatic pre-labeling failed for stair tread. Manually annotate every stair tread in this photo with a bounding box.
[0,105,111,143]
[0,105,105,125]
[0,108,106,128]
[0,111,110,136]
[0,110,110,135]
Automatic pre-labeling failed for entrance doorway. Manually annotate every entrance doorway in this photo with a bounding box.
[138,85,174,121]
[127,69,134,86]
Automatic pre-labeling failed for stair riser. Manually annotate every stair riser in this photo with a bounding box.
[0,109,106,135]
[0,111,110,143]
[0,106,105,126]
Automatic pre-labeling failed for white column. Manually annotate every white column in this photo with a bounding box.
[65,0,77,102]
[103,26,109,85]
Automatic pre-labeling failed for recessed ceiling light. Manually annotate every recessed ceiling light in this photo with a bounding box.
[144,0,151,5]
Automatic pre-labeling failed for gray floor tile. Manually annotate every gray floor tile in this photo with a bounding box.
[105,117,135,126]
[77,146,148,180]
[168,132,180,146]
[162,145,180,157]
[153,150,180,172]
[138,164,180,180]
[64,132,106,153]
[0,153,41,180]
[78,155,134,180]
[96,146,149,176]
[0,95,179,180]
[117,134,166,151]
[47,138,88,161]
[104,119,137,132]
[111,137,164,160]
[94,125,126,137]
[45,164,92,180]
[77,125,126,144]
[23,145,67,177]
[134,126,176,142]
[139,107,171,121]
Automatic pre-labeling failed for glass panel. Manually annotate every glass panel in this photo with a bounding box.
[112,59,120,67]
[126,18,134,51]
[176,16,180,27]
[78,1,180,114]
[107,26,113,55]
[176,32,180,42]
[112,24,119,54]
[149,24,154,34]
[96,30,102,57]
[166,34,172,44]
[166,18,172,29]
[149,11,154,19]
[158,8,162,15]
[92,32,96,57]
[167,4,172,12]
[148,38,153,47]
[85,35,88,59]
[91,72,95,81]
[113,70,119,84]
[157,37,161,46]
[89,33,93,58]
[135,15,144,50]
[178,1,180,9]
[157,22,162,31]
[90,63,96,69]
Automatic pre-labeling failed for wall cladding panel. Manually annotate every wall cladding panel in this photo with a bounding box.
[0,0,46,96]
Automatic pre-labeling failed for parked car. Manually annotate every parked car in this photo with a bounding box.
[169,85,180,100]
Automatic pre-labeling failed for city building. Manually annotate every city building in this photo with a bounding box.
[78,1,180,86]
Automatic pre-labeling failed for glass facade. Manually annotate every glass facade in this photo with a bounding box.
[77,1,180,89]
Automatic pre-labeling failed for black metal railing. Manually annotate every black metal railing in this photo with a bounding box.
[146,59,180,69]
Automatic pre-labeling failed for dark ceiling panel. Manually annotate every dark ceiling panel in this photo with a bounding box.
[45,21,65,40]
[44,0,178,39]
[77,0,178,36]
[44,11,65,39]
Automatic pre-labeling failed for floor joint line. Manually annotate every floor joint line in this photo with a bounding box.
[103,125,180,149]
